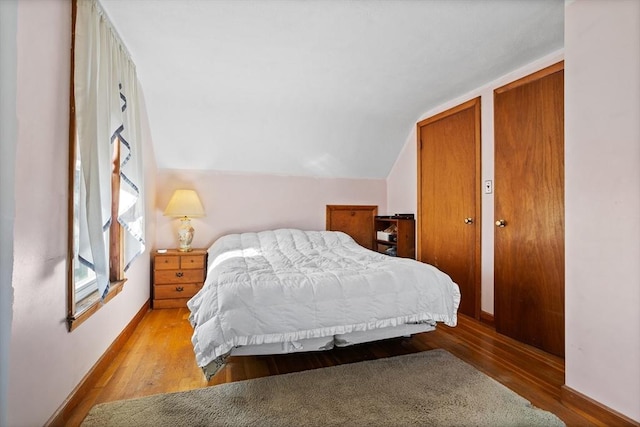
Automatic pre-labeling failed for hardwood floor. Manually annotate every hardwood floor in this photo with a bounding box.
[65,308,600,426]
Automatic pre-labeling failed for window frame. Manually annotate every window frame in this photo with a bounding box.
[66,0,127,332]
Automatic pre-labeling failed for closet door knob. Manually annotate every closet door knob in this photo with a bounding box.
[495,219,507,227]
[464,217,474,224]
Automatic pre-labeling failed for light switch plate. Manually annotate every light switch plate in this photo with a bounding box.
[484,180,493,194]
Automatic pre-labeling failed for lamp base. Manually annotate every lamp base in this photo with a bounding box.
[177,217,195,252]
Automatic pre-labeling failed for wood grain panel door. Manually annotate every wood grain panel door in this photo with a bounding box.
[417,98,481,319]
[326,205,377,250]
[494,62,564,357]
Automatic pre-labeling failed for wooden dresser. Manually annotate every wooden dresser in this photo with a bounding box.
[152,249,207,309]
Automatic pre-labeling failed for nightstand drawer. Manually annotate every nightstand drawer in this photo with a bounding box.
[154,283,202,300]
[155,256,180,270]
[181,255,205,269]
[154,269,204,284]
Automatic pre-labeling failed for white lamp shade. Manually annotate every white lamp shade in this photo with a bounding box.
[163,189,205,218]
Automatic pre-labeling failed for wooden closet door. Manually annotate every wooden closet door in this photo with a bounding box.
[417,98,481,319]
[494,63,564,357]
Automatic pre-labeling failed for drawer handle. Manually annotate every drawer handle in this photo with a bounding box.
[176,272,184,278]
[175,286,184,292]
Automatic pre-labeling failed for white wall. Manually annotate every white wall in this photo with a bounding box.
[6,1,157,425]
[564,0,640,421]
[387,50,564,315]
[0,1,18,425]
[155,169,387,250]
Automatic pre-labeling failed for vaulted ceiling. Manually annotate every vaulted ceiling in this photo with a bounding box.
[100,0,564,179]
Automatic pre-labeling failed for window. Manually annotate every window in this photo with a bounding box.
[68,132,126,323]
[72,153,97,304]
[67,0,144,331]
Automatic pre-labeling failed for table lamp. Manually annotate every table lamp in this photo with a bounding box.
[163,189,205,252]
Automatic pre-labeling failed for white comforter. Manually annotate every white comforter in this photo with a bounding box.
[188,229,460,369]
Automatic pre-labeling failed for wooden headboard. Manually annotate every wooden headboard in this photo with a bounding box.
[325,205,378,250]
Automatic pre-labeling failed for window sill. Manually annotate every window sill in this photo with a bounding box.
[67,279,127,332]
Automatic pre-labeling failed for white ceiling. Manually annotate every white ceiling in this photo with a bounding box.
[100,0,564,179]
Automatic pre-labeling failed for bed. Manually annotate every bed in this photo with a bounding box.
[188,229,461,379]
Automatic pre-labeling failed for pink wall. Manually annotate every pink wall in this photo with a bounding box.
[155,169,387,250]
[564,0,640,420]
[7,1,157,425]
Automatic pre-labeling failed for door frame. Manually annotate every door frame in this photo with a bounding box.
[494,61,564,96]
[416,97,482,319]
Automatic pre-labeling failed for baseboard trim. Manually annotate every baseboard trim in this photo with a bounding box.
[479,310,495,328]
[46,301,150,427]
[560,385,640,427]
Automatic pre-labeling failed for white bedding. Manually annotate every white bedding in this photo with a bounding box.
[188,229,461,376]
[230,323,438,356]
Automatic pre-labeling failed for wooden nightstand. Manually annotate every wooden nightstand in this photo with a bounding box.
[152,249,207,309]
[374,216,416,259]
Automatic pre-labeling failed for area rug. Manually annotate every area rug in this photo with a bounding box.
[82,349,564,426]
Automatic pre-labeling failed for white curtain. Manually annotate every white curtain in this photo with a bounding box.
[74,0,145,299]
